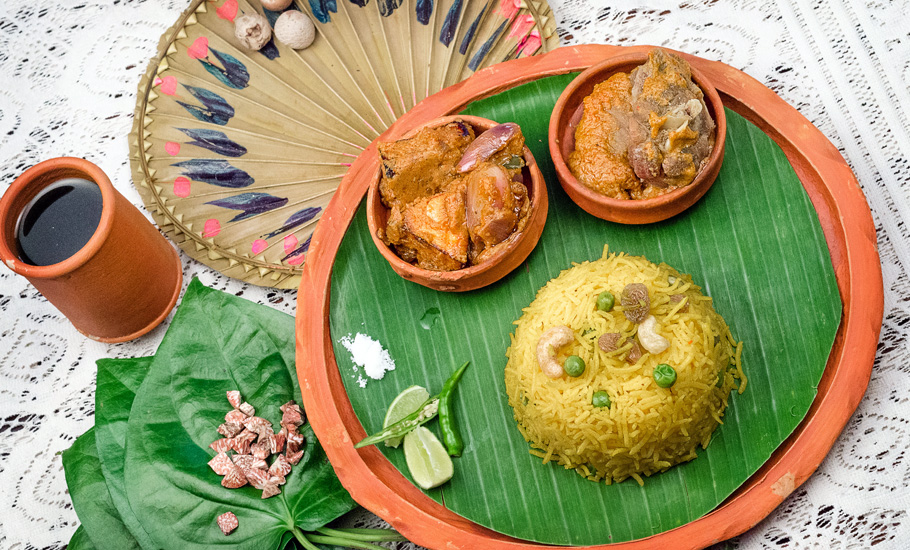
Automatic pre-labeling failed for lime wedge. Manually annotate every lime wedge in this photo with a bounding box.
[383,385,430,448]
[403,426,454,490]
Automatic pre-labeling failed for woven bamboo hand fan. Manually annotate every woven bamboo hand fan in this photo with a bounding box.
[128,0,558,288]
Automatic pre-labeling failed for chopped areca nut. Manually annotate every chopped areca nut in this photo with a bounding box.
[268,432,286,454]
[269,454,292,478]
[218,422,243,439]
[238,402,255,416]
[221,464,248,489]
[226,391,242,409]
[209,438,233,453]
[208,452,234,476]
[217,511,238,535]
[286,449,304,465]
[251,439,271,460]
[225,409,247,424]
[246,468,270,490]
[261,482,281,499]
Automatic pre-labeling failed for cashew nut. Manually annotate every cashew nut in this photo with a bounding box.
[536,325,574,379]
[637,315,669,355]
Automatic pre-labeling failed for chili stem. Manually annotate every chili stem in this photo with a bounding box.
[316,526,407,542]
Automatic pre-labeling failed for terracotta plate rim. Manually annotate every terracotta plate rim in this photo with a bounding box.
[296,44,883,550]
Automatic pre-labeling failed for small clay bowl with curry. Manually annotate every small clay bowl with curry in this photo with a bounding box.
[366,115,548,292]
[549,49,726,224]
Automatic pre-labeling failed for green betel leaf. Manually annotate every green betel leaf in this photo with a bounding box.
[62,428,141,550]
[94,357,158,549]
[124,279,356,549]
[329,74,841,545]
[68,525,98,550]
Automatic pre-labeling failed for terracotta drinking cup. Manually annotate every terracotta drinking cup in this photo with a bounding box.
[0,157,182,342]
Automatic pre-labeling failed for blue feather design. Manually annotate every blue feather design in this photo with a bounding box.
[176,85,234,126]
[206,193,289,222]
[283,235,312,261]
[459,4,486,55]
[309,0,338,23]
[439,0,464,46]
[259,39,280,60]
[178,128,247,157]
[261,207,322,239]
[378,0,403,17]
[468,20,507,71]
[200,49,250,89]
[172,159,253,188]
[416,0,433,24]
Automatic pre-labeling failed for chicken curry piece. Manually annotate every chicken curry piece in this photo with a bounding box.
[378,121,530,271]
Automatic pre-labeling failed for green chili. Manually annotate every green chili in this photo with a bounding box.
[439,361,470,457]
[354,361,471,450]
[354,397,440,448]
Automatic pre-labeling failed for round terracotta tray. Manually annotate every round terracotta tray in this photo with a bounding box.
[296,44,883,549]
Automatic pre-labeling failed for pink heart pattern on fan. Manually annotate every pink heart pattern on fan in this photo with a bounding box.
[203,218,221,238]
[156,75,178,96]
[283,235,298,253]
[216,0,238,22]
[165,142,181,156]
[187,37,209,60]
[252,239,268,255]
[173,177,191,197]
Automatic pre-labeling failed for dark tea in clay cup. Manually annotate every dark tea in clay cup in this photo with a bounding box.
[0,157,182,342]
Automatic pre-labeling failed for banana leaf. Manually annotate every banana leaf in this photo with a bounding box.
[329,74,841,545]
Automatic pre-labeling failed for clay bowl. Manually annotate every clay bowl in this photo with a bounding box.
[366,115,548,292]
[549,51,726,224]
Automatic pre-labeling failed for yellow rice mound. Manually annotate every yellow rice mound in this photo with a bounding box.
[505,247,745,485]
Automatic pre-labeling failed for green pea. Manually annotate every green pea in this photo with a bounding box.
[592,390,611,408]
[653,363,677,388]
[563,355,586,377]
[596,291,615,312]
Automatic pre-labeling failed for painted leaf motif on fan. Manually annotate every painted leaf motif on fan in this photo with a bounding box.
[206,192,288,222]
[440,0,465,46]
[178,128,247,157]
[176,85,234,125]
[199,48,250,89]
[309,0,338,23]
[377,0,403,18]
[416,0,433,24]
[469,20,508,70]
[173,159,253,188]
[262,207,322,239]
[459,4,487,55]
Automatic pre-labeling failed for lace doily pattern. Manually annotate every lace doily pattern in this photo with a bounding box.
[0,0,906,549]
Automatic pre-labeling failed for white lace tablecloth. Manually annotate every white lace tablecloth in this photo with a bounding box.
[0,1,907,548]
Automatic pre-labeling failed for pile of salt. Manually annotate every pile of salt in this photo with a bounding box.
[340,333,396,387]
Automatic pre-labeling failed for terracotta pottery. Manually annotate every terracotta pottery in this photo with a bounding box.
[549,50,726,224]
[297,45,883,549]
[0,157,182,343]
[366,115,548,292]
